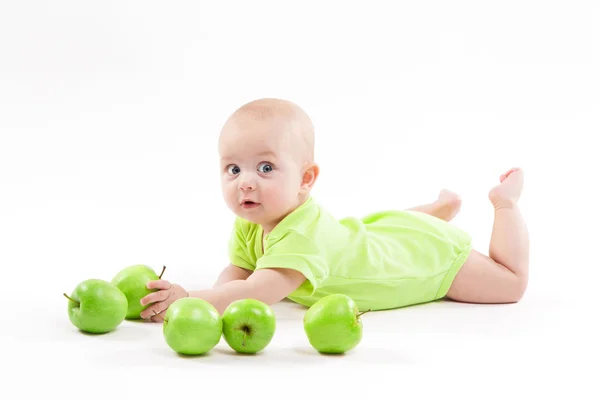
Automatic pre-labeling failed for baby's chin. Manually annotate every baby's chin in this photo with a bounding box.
[233,205,267,223]
[238,213,263,224]
[236,207,285,227]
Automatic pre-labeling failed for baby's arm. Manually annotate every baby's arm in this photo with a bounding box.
[140,267,304,320]
[189,268,306,314]
[213,263,252,287]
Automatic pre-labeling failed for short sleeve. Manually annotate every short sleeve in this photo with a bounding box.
[256,230,329,295]
[227,218,256,271]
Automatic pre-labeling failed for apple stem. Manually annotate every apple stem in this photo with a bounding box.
[63,293,79,305]
[357,309,371,318]
[243,331,247,347]
[159,265,166,279]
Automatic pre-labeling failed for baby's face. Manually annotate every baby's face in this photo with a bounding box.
[219,116,307,231]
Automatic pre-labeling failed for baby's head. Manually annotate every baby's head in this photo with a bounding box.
[218,98,319,232]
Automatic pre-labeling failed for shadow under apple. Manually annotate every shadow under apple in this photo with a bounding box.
[63,319,160,343]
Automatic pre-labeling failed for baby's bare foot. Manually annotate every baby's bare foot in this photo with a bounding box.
[488,168,524,210]
[436,189,462,221]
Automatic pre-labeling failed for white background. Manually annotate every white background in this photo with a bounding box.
[1,1,599,399]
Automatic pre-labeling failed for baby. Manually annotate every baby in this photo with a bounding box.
[139,98,529,321]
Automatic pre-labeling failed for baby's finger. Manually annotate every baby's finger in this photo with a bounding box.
[150,310,166,323]
[140,300,168,319]
[140,289,170,306]
[146,279,171,290]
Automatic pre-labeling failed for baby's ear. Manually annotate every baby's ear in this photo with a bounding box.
[300,163,319,192]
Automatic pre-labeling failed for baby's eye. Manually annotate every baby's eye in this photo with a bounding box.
[257,162,274,173]
[227,165,241,175]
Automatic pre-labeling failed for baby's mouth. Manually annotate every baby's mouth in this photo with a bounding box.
[241,200,260,208]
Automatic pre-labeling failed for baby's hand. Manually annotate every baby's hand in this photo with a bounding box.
[139,280,188,322]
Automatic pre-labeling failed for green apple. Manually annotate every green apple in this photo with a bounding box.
[64,279,128,334]
[111,264,165,320]
[303,294,369,354]
[162,297,222,355]
[222,299,276,354]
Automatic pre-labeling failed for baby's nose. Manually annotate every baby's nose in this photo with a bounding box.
[239,182,255,191]
[238,175,256,191]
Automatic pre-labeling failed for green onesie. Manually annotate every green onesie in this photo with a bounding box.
[228,197,472,311]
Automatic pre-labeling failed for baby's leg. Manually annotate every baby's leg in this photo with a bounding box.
[446,168,529,303]
[407,189,462,222]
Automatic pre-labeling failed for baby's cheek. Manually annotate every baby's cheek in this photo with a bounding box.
[223,183,238,206]
[262,182,281,202]
[263,182,288,207]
